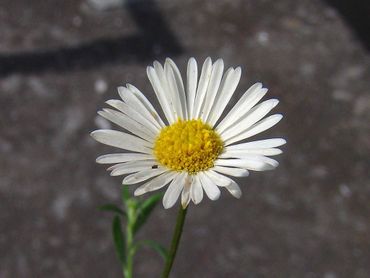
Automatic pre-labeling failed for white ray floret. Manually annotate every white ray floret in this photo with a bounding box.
[186,58,198,119]
[109,160,158,176]
[98,109,155,142]
[134,171,177,196]
[105,100,159,135]
[216,83,267,133]
[96,153,154,164]
[198,172,221,201]
[192,58,213,119]
[212,165,249,177]
[118,86,163,130]
[163,173,187,209]
[91,130,152,154]
[147,65,176,124]
[126,84,165,128]
[207,67,241,126]
[190,175,204,205]
[123,168,168,185]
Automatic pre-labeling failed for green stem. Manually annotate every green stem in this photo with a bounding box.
[161,204,188,278]
[124,201,135,278]
[123,228,133,278]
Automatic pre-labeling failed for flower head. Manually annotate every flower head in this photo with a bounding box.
[91,57,285,209]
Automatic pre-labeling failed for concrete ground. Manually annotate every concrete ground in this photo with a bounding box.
[1,0,369,277]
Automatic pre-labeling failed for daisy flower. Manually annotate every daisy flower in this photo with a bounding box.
[91,57,285,209]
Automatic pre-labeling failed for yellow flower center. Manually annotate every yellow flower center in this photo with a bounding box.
[154,119,224,174]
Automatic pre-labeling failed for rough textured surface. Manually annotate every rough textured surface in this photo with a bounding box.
[1,0,369,277]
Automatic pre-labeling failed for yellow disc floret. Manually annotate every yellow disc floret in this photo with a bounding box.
[154,119,224,174]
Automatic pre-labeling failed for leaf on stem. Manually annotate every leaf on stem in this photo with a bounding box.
[137,240,169,261]
[112,215,126,264]
[99,204,126,217]
[133,193,163,234]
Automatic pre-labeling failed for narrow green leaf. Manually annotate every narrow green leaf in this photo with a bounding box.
[99,204,126,217]
[138,240,168,260]
[112,216,126,264]
[133,193,163,234]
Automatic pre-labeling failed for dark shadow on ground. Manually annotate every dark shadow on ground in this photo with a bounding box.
[0,0,183,77]
[324,0,370,51]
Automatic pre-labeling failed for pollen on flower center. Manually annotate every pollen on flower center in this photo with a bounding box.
[153,119,224,174]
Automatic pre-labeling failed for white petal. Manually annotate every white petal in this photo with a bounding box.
[91,130,153,154]
[213,165,249,177]
[134,171,177,196]
[221,148,283,157]
[107,159,156,171]
[206,171,242,198]
[181,175,192,208]
[215,157,279,171]
[226,138,286,150]
[110,160,157,176]
[147,66,175,124]
[225,114,283,145]
[98,109,155,142]
[204,67,233,122]
[225,180,242,199]
[163,172,186,209]
[122,168,167,184]
[190,175,203,205]
[216,83,266,133]
[96,153,154,164]
[166,58,188,120]
[220,99,279,140]
[163,63,183,119]
[118,86,162,130]
[186,58,198,119]
[207,67,241,126]
[153,61,184,122]
[200,59,224,122]
[198,172,221,200]
[105,99,159,135]
[193,57,213,119]
[126,84,166,128]
[204,170,232,187]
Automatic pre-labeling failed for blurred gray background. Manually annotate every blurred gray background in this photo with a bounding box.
[1,0,369,277]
